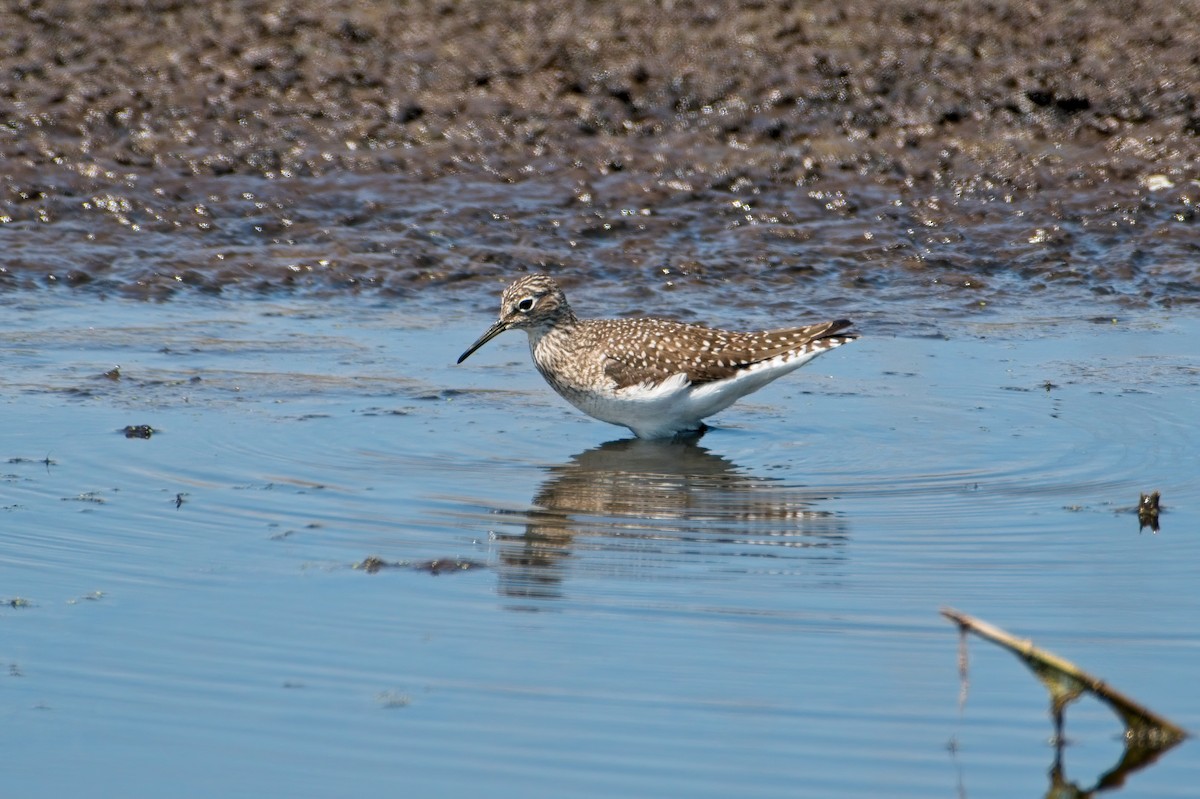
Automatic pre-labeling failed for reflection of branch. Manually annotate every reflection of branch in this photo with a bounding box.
[1093,737,1176,792]
[941,607,1189,745]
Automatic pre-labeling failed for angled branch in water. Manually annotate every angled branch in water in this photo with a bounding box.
[940,607,1188,746]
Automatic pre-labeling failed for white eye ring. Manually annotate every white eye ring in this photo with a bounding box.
[516,297,535,312]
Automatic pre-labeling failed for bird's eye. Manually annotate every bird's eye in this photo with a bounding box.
[516,297,535,312]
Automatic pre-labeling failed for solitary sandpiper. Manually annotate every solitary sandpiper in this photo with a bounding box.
[457,274,857,438]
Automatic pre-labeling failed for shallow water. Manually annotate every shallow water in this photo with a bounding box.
[2,293,1196,797]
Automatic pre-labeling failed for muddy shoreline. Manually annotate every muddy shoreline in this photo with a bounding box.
[1,1,1197,309]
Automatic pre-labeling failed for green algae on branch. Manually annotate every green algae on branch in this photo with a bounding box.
[941,607,1188,747]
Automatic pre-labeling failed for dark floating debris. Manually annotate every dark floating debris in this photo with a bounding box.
[1138,491,1161,533]
[942,607,1187,791]
[7,455,56,467]
[355,556,391,573]
[102,366,121,381]
[123,424,155,439]
[414,558,486,575]
[354,556,486,575]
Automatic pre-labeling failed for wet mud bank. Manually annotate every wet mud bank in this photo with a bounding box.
[1,1,1197,316]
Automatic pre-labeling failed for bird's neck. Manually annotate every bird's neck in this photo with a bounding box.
[526,316,568,346]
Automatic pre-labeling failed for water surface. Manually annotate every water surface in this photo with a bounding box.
[2,294,1196,798]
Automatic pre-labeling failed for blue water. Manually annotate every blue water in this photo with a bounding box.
[1,295,1197,797]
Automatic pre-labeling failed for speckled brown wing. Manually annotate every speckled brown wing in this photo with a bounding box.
[597,318,716,389]
[602,318,857,388]
[686,319,857,384]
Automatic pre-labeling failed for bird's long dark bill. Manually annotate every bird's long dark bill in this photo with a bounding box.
[456,320,509,364]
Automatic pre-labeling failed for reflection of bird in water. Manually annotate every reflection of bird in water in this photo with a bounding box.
[494,438,849,603]
[457,274,856,438]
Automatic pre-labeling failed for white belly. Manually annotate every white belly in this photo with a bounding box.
[551,350,825,438]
